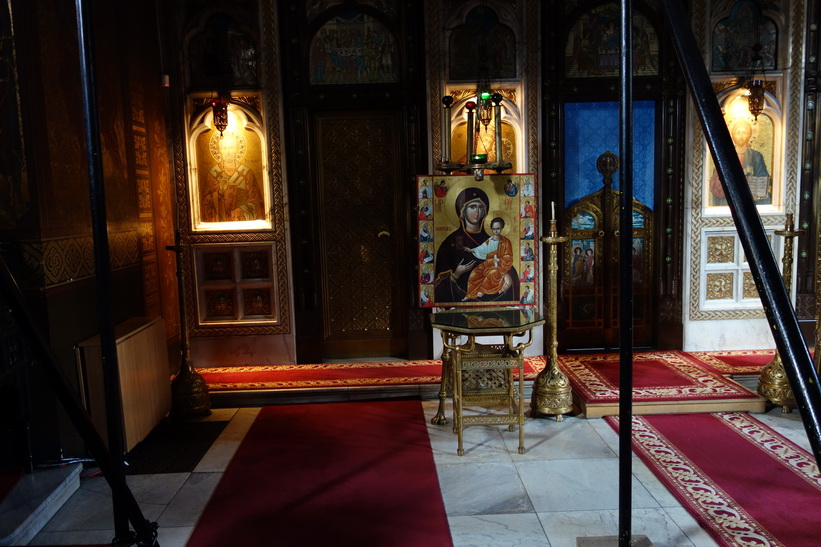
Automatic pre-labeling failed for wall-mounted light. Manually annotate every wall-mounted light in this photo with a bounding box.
[211,95,229,135]
[744,42,766,121]
[746,79,765,120]
[476,83,493,130]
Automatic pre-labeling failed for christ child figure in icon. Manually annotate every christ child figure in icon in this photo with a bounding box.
[463,217,513,300]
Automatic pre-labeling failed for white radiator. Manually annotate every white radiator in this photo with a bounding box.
[75,316,172,453]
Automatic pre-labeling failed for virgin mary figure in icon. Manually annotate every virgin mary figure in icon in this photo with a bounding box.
[434,186,519,304]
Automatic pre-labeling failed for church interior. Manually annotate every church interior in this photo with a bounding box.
[2,0,821,545]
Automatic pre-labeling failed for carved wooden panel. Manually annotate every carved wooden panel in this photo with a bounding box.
[240,250,270,279]
[204,288,236,318]
[561,181,654,349]
[316,112,404,340]
[203,251,233,281]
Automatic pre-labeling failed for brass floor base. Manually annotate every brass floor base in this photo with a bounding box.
[530,402,574,422]
[171,364,212,420]
[757,354,796,412]
[576,535,652,546]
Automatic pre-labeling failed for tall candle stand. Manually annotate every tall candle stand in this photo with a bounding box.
[758,213,803,413]
[530,217,573,421]
[435,96,463,174]
[167,231,212,420]
[486,93,512,174]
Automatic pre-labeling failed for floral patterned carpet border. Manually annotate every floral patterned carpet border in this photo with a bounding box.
[607,412,821,546]
[197,356,547,391]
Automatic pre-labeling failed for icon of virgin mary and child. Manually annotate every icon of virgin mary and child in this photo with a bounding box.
[434,186,520,304]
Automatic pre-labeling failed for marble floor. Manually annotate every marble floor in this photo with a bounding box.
[24,396,814,547]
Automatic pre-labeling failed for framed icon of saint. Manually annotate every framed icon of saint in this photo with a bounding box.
[187,95,272,232]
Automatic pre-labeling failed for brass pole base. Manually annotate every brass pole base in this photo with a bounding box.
[171,360,212,421]
[530,362,573,421]
[432,347,454,425]
[757,352,795,413]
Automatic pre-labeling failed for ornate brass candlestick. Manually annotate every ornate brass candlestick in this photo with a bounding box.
[531,217,573,421]
[167,231,211,420]
[435,96,464,174]
[758,214,803,413]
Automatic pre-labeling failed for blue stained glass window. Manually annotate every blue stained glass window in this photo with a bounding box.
[564,101,655,211]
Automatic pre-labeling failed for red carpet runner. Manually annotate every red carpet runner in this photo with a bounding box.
[186,400,452,547]
[197,356,546,391]
[607,412,821,546]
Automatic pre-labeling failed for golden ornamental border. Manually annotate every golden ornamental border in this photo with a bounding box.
[688,0,802,321]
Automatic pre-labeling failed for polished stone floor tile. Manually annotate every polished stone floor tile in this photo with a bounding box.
[503,414,617,460]
[436,461,534,516]
[537,507,708,547]
[194,407,260,473]
[448,513,548,547]
[424,406,515,463]
[150,524,193,547]
[28,527,117,546]
[629,455,683,508]
[36,482,112,533]
[158,472,222,528]
[662,505,721,546]
[37,472,187,533]
[516,458,659,512]
[127,473,190,505]
[203,407,239,422]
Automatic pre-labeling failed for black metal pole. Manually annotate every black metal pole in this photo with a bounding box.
[618,1,634,545]
[73,0,129,539]
[74,1,158,545]
[658,0,821,465]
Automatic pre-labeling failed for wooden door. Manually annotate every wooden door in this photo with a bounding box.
[313,111,407,359]
[560,151,654,349]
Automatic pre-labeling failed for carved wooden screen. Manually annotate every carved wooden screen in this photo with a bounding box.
[561,153,654,349]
